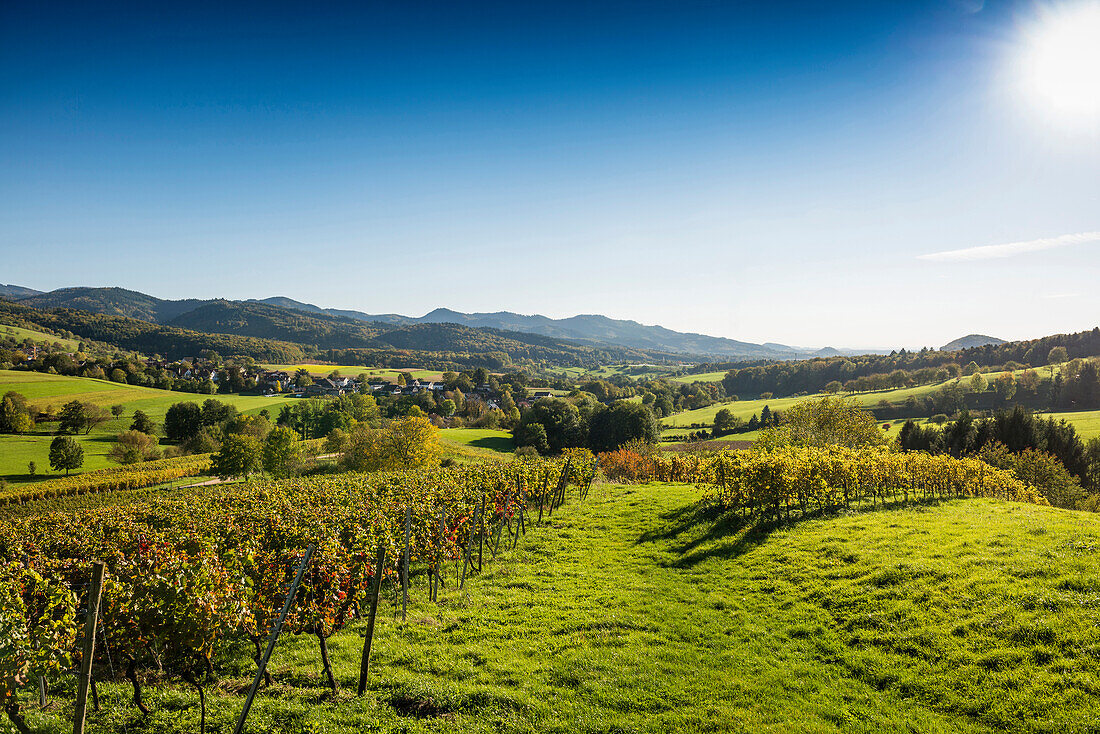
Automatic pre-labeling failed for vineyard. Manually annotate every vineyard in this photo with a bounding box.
[0,452,597,733]
[597,446,1048,520]
[0,454,213,507]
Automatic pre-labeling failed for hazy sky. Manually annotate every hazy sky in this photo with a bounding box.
[2,1,1098,350]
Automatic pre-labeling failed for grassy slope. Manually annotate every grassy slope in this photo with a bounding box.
[0,323,81,350]
[29,484,1100,733]
[0,370,292,484]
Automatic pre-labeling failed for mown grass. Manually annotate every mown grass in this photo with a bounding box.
[0,370,291,484]
[21,484,1100,733]
[438,428,514,454]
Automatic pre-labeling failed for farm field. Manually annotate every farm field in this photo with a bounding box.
[31,483,1100,733]
[0,370,291,484]
[0,323,81,350]
[263,364,445,382]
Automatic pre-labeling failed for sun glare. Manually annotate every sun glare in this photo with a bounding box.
[1015,1,1100,125]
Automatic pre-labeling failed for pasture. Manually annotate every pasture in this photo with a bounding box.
[0,370,291,484]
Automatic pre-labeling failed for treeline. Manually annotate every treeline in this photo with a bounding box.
[898,407,1098,481]
[687,326,1100,398]
[513,397,659,454]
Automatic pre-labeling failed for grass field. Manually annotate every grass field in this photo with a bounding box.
[0,323,81,351]
[26,483,1100,733]
[0,370,292,484]
[667,369,728,383]
[663,366,1079,432]
[1040,409,1100,440]
[263,364,445,382]
[438,427,514,454]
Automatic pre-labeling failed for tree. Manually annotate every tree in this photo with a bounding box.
[516,398,584,454]
[587,402,659,453]
[342,426,386,472]
[970,372,988,393]
[82,404,111,434]
[993,372,1017,402]
[111,404,126,422]
[0,392,34,434]
[382,416,439,470]
[1017,369,1041,395]
[210,435,262,479]
[823,381,843,394]
[713,408,739,435]
[108,430,162,464]
[48,436,84,475]
[58,400,87,434]
[440,398,457,417]
[262,426,301,479]
[770,396,886,449]
[1049,346,1068,365]
[26,461,36,477]
[515,423,550,455]
[165,402,203,442]
[130,410,157,435]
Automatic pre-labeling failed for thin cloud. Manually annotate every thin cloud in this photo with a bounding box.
[918,231,1100,262]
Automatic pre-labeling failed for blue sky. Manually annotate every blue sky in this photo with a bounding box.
[2,1,1098,349]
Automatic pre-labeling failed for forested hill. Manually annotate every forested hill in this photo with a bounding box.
[0,300,308,363]
[940,334,1006,351]
[703,326,1100,398]
[6,285,840,360]
[0,299,672,368]
[17,286,209,322]
[251,297,820,358]
[167,300,659,362]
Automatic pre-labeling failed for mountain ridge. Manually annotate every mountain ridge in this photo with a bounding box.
[10,285,881,360]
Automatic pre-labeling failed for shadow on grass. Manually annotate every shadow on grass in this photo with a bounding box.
[644,498,952,569]
[468,437,514,453]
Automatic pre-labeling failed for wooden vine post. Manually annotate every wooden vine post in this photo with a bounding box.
[401,505,411,621]
[357,542,388,695]
[72,560,105,734]
[233,545,315,734]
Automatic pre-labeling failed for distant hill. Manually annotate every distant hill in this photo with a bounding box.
[249,297,818,359]
[940,334,1006,351]
[0,284,43,300]
[18,287,207,322]
[13,285,879,360]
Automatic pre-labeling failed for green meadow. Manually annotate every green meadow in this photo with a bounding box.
[0,323,81,351]
[0,370,291,484]
[26,483,1100,733]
